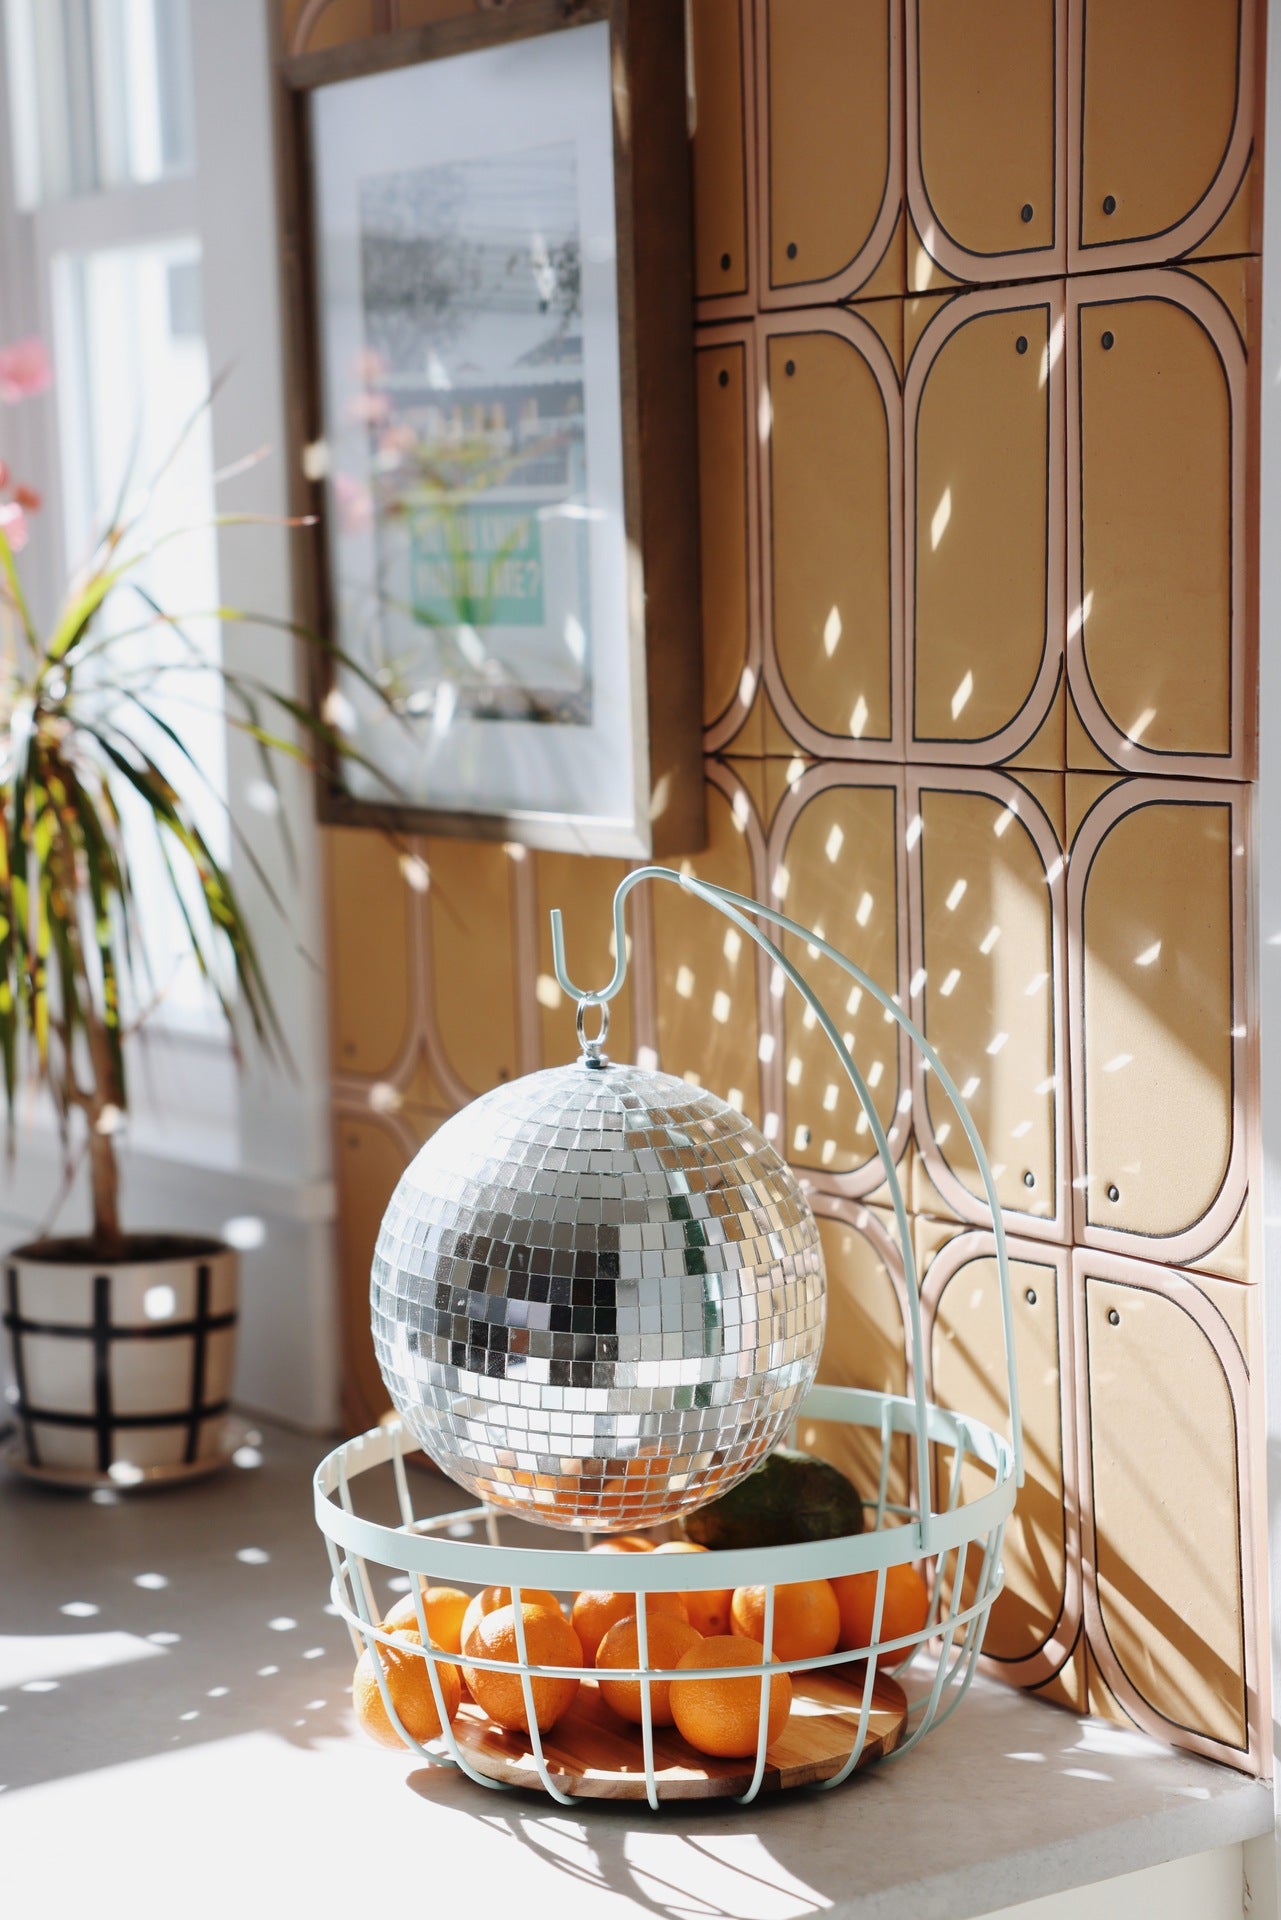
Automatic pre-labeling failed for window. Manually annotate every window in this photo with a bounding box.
[0,0,325,1181]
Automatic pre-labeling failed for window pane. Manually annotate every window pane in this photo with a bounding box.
[54,235,227,1031]
[5,0,196,207]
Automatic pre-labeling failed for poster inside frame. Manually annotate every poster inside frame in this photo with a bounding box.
[278,0,704,858]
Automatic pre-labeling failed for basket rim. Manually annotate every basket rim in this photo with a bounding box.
[314,1384,1017,1588]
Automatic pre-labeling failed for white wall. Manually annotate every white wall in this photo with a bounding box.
[988,1845,1244,1920]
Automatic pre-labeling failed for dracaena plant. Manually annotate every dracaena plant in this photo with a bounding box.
[0,347,373,1260]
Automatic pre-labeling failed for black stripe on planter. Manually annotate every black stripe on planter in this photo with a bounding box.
[6,1264,37,1465]
[25,1398,232,1432]
[93,1274,112,1473]
[186,1264,212,1465]
[1,1309,237,1341]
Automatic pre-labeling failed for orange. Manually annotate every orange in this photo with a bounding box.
[669,1635,792,1758]
[381,1585,470,1652]
[353,1629,461,1749]
[653,1541,734,1637]
[595,1613,704,1726]
[831,1563,931,1656]
[587,1534,656,1555]
[463,1602,584,1733]
[730,1579,841,1662]
[570,1586,690,1666]
[460,1584,563,1661]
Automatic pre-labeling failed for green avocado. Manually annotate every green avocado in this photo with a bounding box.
[680,1446,866,1550]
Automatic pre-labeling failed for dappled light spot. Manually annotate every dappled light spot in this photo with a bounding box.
[143,1285,176,1320]
[134,1573,168,1591]
[246,779,281,816]
[930,487,952,550]
[236,1548,269,1566]
[223,1216,266,1252]
[60,1602,99,1619]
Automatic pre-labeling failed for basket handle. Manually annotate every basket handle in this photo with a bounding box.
[549,866,1024,1540]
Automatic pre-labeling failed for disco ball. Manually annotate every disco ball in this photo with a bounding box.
[371,1051,826,1531]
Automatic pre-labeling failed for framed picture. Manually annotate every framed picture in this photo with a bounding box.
[277,0,705,857]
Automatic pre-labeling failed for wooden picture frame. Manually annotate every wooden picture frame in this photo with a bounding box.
[275,0,705,857]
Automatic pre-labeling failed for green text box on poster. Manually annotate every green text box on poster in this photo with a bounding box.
[410,504,545,628]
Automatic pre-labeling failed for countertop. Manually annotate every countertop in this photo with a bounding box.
[0,1417,1271,1920]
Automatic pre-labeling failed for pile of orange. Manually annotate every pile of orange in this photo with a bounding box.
[352,1551,932,1765]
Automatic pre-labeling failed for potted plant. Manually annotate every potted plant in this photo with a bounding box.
[0,342,362,1486]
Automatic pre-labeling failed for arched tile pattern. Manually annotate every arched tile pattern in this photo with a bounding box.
[305,0,1265,1777]
[908,770,1068,1238]
[907,0,1066,284]
[905,283,1065,767]
[1067,778,1249,1268]
[755,0,903,307]
[921,1225,1077,1688]
[1066,268,1251,779]
[758,309,903,758]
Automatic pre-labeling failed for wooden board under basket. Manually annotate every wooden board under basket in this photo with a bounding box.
[449,1669,909,1800]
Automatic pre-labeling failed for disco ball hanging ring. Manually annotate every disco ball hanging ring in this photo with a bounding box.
[372,1030,826,1532]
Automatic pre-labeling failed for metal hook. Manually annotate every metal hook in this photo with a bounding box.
[546,866,1024,1504]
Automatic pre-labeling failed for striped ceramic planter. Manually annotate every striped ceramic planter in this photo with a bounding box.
[3,1237,238,1483]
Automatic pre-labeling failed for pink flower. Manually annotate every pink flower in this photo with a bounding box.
[353,348,388,386]
[13,484,41,512]
[0,337,52,404]
[0,500,30,550]
[332,472,373,537]
[345,389,390,427]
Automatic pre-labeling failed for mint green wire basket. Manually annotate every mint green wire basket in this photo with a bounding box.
[314,869,1022,1807]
